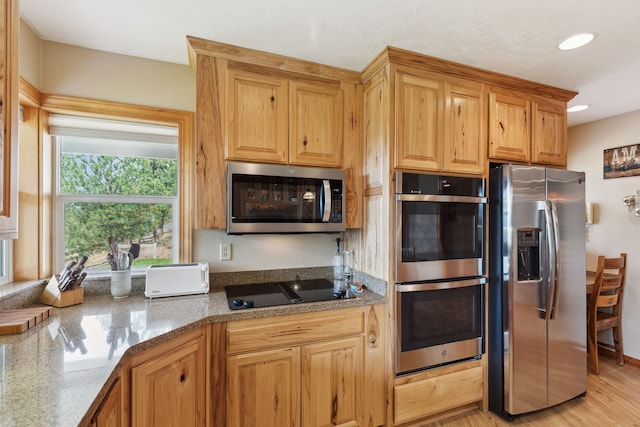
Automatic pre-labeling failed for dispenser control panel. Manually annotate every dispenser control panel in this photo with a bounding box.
[517,228,541,281]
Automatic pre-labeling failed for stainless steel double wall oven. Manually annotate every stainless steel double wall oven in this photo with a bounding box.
[395,172,487,374]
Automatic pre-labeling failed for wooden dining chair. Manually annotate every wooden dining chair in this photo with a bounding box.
[587,253,627,374]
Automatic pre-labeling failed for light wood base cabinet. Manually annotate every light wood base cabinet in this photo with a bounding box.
[129,327,208,426]
[227,347,301,426]
[91,376,123,427]
[393,360,484,426]
[225,305,385,427]
[302,337,363,427]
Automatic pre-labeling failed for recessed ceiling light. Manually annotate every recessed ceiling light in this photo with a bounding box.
[567,104,590,113]
[558,33,595,50]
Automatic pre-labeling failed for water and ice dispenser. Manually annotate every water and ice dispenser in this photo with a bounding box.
[517,228,540,281]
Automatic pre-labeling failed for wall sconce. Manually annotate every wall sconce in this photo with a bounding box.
[622,190,640,215]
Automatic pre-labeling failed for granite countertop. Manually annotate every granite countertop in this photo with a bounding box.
[0,269,387,427]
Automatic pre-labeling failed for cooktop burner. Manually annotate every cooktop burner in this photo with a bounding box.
[224,278,352,310]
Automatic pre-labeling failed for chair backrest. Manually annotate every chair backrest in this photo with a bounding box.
[588,253,627,322]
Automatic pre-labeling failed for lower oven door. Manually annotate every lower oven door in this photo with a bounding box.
[395,277,485,374]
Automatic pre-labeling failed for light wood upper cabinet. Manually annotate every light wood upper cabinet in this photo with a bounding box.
[489,89,568,166]
[532,97,567,166]
[227,69,288,164]
[130,328,208,427]
[289,80,343,167]
[0,0,18,239]
[395,72,486,174]
[226,68,343,167]
[444,81,486,174]
[395,72,443,171]
[489,90,531,163]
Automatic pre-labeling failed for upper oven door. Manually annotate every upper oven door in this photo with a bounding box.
[395,193,486,283]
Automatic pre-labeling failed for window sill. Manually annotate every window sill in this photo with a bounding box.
[0,279,48,310]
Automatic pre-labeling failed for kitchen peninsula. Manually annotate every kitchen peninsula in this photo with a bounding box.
[0,270,386,426]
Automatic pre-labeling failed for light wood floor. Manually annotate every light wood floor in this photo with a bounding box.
[426,357,640,426]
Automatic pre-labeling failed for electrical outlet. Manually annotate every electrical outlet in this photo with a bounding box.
[219,243,232,261]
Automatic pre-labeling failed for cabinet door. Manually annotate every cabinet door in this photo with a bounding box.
[532,98,567,166]
[92,377,122,427]
[0,0,18,238]
[131,332,207,427]
[227,347,301,427]
[395,72,443,171]
[489,91,530,162]
[289,81,343,167]
[444,81,486,174]
[227,69,289,164]
[301,337,363,427]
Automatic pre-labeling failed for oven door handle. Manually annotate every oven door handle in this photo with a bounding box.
[396,277,487,292]
[396,194,487,204]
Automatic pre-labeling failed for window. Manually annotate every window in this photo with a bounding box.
[0,240,11,285]
[52,115,179,273]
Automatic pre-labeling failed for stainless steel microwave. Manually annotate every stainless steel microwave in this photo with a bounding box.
[227,161,345,234]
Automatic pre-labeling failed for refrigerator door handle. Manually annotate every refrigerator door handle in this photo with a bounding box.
[542,201,556,321]
[549,201,560,319]
[543,200,559,321]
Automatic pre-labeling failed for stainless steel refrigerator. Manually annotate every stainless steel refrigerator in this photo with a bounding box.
[488,164,586,417]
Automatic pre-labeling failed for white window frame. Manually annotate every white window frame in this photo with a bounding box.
[51,119,180,276]
[0,240,13,285]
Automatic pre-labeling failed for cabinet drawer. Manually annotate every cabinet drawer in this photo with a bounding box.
[227,310,365,354]
[394,365,483,424]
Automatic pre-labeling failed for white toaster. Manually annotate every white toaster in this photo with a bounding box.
[145,262,210,298]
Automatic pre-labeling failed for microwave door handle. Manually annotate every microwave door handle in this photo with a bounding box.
[321,180,331,222]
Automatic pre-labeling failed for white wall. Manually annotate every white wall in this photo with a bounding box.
[19,21,339,274]
[568,110,640,360]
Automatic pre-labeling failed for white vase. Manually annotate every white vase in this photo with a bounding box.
[111,269,132,299]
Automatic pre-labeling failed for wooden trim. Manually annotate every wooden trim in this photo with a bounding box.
[40,94,195,262]
[210,323,226,427]
[187,36,361,84]
[364,186,383,197]
[598,346,640,369]
[14,102,42,280]
[0,0,19,237]
[194,55,227,229]
[19,77,41,107]
[362,46,577,102]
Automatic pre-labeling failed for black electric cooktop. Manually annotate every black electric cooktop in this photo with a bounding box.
[225,278,352,310]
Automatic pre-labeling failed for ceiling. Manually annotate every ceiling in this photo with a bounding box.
[19,0,640,127]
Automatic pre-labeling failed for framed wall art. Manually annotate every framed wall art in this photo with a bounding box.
[603,143,640,179]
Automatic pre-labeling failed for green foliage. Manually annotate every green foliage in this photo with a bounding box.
[61,154,176,196]
[61,153,176,262]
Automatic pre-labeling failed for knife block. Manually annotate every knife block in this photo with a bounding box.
[39,275,84,307]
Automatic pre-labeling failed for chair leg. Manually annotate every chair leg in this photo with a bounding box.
[587,326,600,374]
[612,325,624,366]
